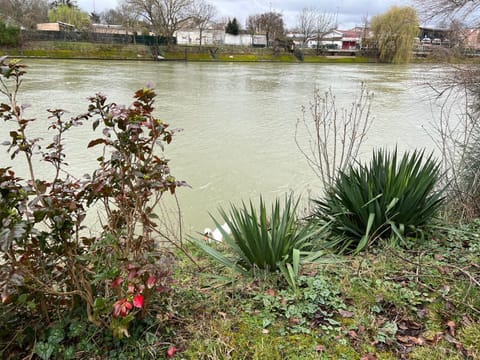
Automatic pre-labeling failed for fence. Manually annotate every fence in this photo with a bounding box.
[21,30,175,46]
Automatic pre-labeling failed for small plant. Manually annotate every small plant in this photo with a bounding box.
[191,195,323,287]
[295,83,373,190]
[312,148,444,253]
[253,274,348,335]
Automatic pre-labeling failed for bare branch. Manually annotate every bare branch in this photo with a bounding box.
[295,83,374,191]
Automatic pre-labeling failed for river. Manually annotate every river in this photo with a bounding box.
[1,59,446,234]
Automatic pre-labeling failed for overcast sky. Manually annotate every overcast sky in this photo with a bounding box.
[77,0,412,29]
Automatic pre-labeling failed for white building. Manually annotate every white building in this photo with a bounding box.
[175,27,267,47]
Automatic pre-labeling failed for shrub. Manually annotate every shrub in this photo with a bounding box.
[191,195,323,286]
[0,21,20,46]
[0,56,185,355]
[312,148,444,253]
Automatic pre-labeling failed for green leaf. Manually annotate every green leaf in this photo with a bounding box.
[35,342,55,360]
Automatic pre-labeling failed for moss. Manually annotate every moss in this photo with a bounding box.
[185,53,212,61]
[408,344,464,360]
[1,41,152,60]
[303,56,371,63]
[458,322,480,358]
[217,54,258,62]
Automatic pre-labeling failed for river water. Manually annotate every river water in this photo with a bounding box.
[1,59,446,234]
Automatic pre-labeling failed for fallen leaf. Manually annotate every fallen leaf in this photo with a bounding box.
[218,311,227,320]
[444,333,464,351]
[396,335,425,346]
[446,320,456,337]
[315,345,326,352]
[417,308,428,319]
[462,315,474,327]
[288,317,300,326]
[339,309,355,318]
[361,354,378,360]
[396,335,414,346]
[422,331,443,345]
[348,330,358,339]
[434,253,443,260]
[265,288,276,297]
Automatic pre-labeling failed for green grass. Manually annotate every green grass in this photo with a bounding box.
[171,220,480,359]
[2,221,479,359]
[1,41,152,59]
[303,55,372,63]
[1,42,376,62]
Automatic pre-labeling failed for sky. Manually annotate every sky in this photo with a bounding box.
[77,0,412,30]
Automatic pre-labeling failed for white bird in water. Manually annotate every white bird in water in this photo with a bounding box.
[203,222,232,243]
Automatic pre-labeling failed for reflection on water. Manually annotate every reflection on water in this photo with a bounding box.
[1,60,446,233]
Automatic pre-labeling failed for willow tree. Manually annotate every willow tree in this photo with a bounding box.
[371,6,419,64]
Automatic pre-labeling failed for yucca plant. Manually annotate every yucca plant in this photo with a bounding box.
[312,148,444,253]
[191,195,324,285]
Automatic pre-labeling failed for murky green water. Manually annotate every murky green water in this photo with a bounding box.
[1,59,445,233]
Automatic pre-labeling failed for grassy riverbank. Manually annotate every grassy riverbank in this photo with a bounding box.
[174,226,480,359]
[0,41,373,63]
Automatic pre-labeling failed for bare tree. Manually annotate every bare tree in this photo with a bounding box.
[296,7,334,48]
[49,0,77,8]
[414,0,480,25]
[0,0,49,29]
[414,0,480,220]
[423,66,480,220]
[190,0,216,46]
[296,7,317,46]
[247,11,284,47]
[125,0,193,44]
[295,84,374,191]
[113,2,140,35]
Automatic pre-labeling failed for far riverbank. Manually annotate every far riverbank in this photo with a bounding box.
[0,41,374,63]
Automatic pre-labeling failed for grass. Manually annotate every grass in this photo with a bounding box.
[170,220,480,359]
[1,220,479,358]
[1,42,375,63]
[2,41,152,59]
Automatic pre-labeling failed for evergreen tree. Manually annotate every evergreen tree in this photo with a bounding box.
[225,17,239,35]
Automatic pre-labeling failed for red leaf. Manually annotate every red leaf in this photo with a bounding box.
[112,298,132,318]
[166,346,177,358]
[133,294,144,308]
[128,269,137,281]
[147,276,156,289]
[111,277,123,288]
